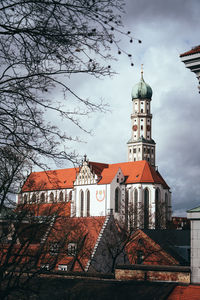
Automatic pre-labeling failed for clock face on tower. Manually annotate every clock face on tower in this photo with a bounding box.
[132,125,138,131]
[147,125,151,131]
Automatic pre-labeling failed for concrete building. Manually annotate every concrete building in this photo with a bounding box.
[187,206,200,284]
[180,45,200,93]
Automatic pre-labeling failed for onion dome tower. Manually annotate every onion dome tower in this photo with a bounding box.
[127,65,156,166]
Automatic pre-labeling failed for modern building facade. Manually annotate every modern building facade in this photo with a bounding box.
[180,45,200,93]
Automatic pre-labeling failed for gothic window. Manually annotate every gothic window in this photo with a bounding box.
[50,192,54,202]
[69,190,72,201]
[86,190,90,217]
[134,189,138,228]
[40,192,45,203]
[144,188,149,229]
[80,190,84,217]
[155,188,161,229]
[32,193,36,203]
[68,243,77,256]
[59,191,63,202]
[23,194,27,204]
[115,188,120,213]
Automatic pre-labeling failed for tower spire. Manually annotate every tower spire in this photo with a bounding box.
[141,64,144,80]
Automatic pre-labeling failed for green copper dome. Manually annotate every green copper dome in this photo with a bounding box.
[131,73,152,100]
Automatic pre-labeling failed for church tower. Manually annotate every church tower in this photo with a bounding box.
[127,67,156,167]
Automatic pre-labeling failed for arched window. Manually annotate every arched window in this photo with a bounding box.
[32,193,36,203]
[144,188,149,229]
[40,192,45,203]
[165,193,168,226]
[50,192,54,202]
[80,190,84,217]
[69,191,72,201]
[86,190,90,217]
[115,188,120,213]
[155,188,161,229]
[23,194,27,204]
[134,189,138,228]
[59,191,63,202]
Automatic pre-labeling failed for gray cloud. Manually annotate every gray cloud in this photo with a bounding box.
[40,0,200,217]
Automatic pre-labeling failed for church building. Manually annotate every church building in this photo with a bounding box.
[19,70,172,229]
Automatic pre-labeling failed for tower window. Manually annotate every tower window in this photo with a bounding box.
[141,109,143,113]
[138,148,140,152]
[141,102,143,105]
[147,109,149,114]
[129,149,131,153]
[133,148,136,153]
[141,125,143,130]
[152,149,154,154]
[141,119,143,121]
[147,135,150,138]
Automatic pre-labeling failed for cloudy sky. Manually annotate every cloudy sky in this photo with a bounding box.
[48,0,200,216]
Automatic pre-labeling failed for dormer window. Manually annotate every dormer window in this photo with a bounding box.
[68,243,77,256]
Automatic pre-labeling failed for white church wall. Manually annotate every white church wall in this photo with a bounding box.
[74,184,109,217]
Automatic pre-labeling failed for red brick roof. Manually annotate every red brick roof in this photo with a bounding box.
[22,160,169,192]
[168,285,200,300]
[180,45,200,57]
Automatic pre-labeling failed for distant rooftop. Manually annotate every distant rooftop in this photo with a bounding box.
[180,45,200,57]
[187,206,200,213]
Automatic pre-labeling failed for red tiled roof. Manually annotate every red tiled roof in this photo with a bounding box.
[180,45,200,57]
[50,216,107,271]
[22,168,79,192]
[168,285,200,300]
[99,161,169,188]
[21,160,169,192]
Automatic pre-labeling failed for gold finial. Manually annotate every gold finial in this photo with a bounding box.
[141,64,144,79]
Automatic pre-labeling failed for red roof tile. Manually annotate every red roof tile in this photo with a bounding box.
[21,160,169,192]
[168,285,200,300]
[180,45,200,57]
[22,168,78,192]
[99,161,169,188]
[50,216,107,271]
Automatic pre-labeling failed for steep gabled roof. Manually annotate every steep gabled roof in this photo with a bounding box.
[180,45,200,57]
[49,216,107,271]
[98,161,169,188]
[21,160,169,192]
[22,168,78,192]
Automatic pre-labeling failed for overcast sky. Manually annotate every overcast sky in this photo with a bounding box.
[47,0,200,216]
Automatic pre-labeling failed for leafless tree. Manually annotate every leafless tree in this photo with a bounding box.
[0,0,139,209]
